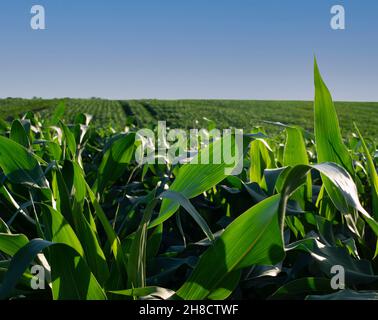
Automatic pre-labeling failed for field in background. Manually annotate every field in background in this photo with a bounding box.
[1,98,377,139]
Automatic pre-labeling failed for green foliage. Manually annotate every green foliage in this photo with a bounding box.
[1,98,378,140]
[0,61,377,301]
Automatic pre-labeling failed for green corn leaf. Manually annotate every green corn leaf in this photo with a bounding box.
[52,165,74,225]
[175,194,284,300]
[127,193,158,289]
[72,213,109,286]
[0,239,106,300]
[287,237,378,286]
[10,120,30,148]
[159,190,214,241]
[59,120,77,159]
[354,123,378,219]
[0,136,48,188]
[283,163,378,237]
[110,286,175,299]
[93,133,135,194]
[40,204,109,299]
[249,138,275,189]
[86,183,127,277]
[49,243,106,300]
[0,239,52,299]
[0,218,10,233]
[206,270,241,300]
[314,59,353,172]
[146,223,163,260]
[150,133,243,228]
[313,163,378,236]
[0,234,29,256]
[269,277,333,300]
[51,163,109,285]
[314,59,355,212]
[71,162,109,284]
[40,204,84,256]
[283,126,312,207]
[0,265,34,292]
[50,101,66,126]
[45,141,62,161]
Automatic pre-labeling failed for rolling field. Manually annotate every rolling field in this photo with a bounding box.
[126,99,378,139]
[0,98,377,139]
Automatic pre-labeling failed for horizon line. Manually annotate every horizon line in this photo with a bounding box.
[1,97,378,104]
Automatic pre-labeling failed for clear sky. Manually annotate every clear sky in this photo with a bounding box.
[0,0,377,101]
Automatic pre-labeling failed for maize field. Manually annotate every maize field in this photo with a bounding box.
[0,61,377,300]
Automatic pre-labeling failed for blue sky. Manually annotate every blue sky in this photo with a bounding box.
[0,0,377,100]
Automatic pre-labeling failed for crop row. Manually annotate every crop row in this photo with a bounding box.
[138,99,378,140]
[0,98,377,140]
